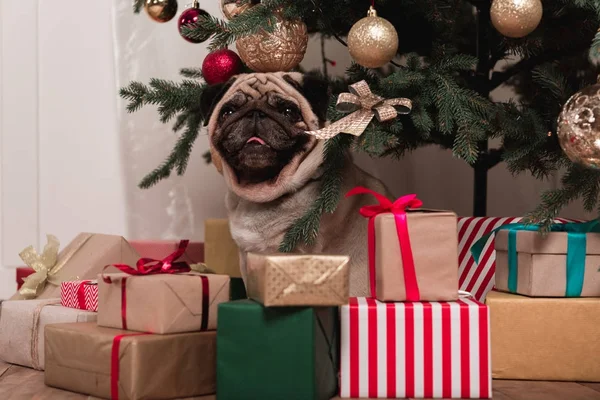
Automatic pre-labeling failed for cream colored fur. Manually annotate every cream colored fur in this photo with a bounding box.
[208,72,391,297]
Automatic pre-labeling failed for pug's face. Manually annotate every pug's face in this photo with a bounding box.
[202,72,330,202]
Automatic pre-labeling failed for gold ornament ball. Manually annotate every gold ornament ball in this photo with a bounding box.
[557,84,600,169]
[490,0,543,38]
[221,0,255,20]
[347,6,399,69]
[236,13,308,72]
[145,0,178,23]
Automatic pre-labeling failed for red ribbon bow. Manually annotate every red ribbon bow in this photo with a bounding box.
[102,240,191,283]
[347,187,423,300]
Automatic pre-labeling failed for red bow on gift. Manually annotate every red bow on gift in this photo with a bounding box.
[347,187,423,300]
[102,240,191,283]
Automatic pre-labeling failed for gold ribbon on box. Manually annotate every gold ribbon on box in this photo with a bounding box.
[304,80,412,140]
[19,233,93,299]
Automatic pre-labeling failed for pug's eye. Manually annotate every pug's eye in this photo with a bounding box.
[282,106,301,122]
[220,107,235,120]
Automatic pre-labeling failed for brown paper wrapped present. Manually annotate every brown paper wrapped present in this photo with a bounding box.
[487,291,600,381]
[204,219,241,278]
[495,229,600,296]
[12,233,140,300]
[246,253,349,306]
[98,272,230,334]
[45,322,216,399]
[0,299,96,370]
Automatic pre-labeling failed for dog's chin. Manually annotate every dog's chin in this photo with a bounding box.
[234,143,284,184]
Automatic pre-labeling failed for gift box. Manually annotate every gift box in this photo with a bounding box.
[246,253,349,306]
[340,297,491,399]
[98,272,230,334]
[12,233,140,300]
[45,322,216,399]
[348,188,458,301]
[130,240,205,265]
[487,290,600,381]
[217,300,338,400]
[204,219,241,278]
[60,280,98,311]
[494,222,600,297]
[0,299,96,370]
[16,266,35,289]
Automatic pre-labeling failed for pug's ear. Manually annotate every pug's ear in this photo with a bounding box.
[200,80,234,126]
[284,74,331,122]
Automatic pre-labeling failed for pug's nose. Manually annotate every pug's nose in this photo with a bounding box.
[250,110,267,119]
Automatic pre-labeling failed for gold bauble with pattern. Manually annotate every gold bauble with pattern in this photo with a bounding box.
[557,84,600,169]
[235,12,308,72]
[145,0,178,23]
[347,6,398,69]
[490,0,543,38]
[221,0,256,20]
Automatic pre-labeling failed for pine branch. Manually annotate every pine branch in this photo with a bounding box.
[133,0,144,13]
[180,68,204,79]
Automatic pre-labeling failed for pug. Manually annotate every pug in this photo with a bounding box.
[201,72,391,297]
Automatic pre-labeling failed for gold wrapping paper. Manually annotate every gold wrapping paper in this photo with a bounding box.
[495,230,600,296]
[97,272,230,334]
[44,322,216,399]
[0,299,96,370]
[11,233,140,301]
[375,210,459,301]
[204,219,241,278]
[246,253,349,306]
[487,291,600,381]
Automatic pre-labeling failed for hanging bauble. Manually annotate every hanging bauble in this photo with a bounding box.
[145,0,178,23]
[202,49,243,85]
[557,84,600,169]
[178,0,211,43]
[347,6,398,69]
[235,11,308,72]
[490,0,543,38]
[221,0,257,20]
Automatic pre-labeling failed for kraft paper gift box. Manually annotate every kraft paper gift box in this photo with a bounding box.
[487,291,600,382]
[45,322,216,399]
[495,225,600,297]
[61,280,98,311]
[98,272,230,334]
[340,297,491,399]
[246,253,349,306]
[204,219,241,278]
[0,299,97,370]
[349,188,459,301]
[12,233,140,301]
[217,300,338,400]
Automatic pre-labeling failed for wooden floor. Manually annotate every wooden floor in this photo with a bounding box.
[1,361,599,400]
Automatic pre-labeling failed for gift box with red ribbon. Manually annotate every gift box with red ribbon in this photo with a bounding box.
[60,280,98,312]
[44,322,216,399]
[348,187,459,301]
[340,296,491,399]
[97,240,230,334]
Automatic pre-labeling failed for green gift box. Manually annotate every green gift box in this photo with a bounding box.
[217,300,338,400]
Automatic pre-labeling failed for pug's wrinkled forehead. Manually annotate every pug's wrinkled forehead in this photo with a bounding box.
[204,72,329,134]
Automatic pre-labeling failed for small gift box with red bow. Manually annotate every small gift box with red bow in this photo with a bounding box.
[348,187,459,301]
[61,280,98,312]
[97,240,230,334]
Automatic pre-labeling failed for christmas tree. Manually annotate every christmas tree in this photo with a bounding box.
[121,0,600,251]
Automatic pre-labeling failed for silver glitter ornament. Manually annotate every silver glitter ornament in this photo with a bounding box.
[557,84,600,169]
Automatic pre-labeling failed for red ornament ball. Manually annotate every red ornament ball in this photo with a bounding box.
[178,6,210,43]
[202,49,243,85]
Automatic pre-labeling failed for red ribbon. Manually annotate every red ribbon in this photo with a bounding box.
[102,240,191,283]
[111,333,149,399]
[346,187,423,300]
[76,280,92,310]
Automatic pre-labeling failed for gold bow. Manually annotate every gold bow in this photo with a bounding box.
[305,80,412,140]
[18,235,61,299]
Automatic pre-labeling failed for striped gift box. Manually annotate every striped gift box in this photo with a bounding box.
[340,297,491,399]
[60,280,98,312]
[457,217,574,302]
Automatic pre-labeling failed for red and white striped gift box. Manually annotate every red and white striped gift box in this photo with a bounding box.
[340,297,491,399]
[60,280,98,312]
[457,217,575,302]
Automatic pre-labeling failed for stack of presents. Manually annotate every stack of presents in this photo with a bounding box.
[1,189,599,399]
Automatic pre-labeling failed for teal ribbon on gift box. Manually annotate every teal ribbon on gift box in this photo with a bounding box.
[470,220,600,297]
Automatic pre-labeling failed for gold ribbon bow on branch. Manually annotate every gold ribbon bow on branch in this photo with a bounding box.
[19,234,61,299]
[305,80,412,140]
